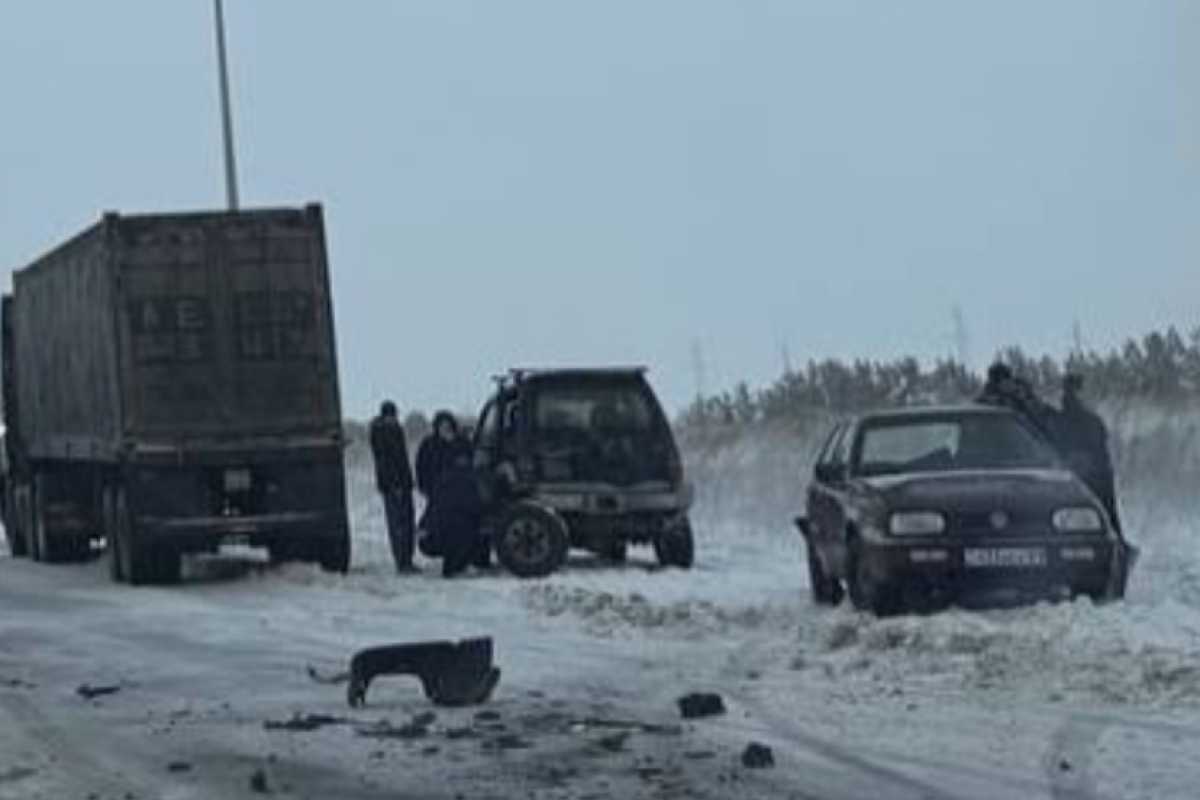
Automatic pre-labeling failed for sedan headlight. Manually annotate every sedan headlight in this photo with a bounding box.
[889,511,946,536]
[1052,507,1103,533]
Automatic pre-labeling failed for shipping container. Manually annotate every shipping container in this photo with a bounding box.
[1,205,350,583]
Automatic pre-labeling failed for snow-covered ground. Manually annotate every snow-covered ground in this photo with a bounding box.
[2,452,1199,799]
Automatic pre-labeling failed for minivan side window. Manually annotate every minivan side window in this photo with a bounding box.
[475,400,499,451]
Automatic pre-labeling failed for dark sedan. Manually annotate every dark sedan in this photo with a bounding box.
[795,405,1126,614]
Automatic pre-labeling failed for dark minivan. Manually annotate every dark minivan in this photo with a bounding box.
[473,368,694,577]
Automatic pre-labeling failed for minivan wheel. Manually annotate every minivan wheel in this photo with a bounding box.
[653,517,695,569]
[494,503,569,578]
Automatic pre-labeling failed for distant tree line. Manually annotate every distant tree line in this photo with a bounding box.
[679,325,1200,432]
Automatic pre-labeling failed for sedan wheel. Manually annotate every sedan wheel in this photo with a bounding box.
[806,542,843,606]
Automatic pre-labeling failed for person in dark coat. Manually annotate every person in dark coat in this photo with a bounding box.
[416,411,463,505]
[426,448,487,578]
[1056,374,1120,532]
[369,400,417,573]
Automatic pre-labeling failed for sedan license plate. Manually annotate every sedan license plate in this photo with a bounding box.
[963,547,1047,569]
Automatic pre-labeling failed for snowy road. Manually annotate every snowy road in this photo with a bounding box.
[2,514,1199,799]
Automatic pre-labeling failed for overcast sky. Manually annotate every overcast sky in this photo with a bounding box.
[2,1,1197,418]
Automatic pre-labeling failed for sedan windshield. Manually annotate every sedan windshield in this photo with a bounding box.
[853,414,1059,477]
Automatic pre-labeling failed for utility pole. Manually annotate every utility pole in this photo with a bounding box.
[213,0,240,210]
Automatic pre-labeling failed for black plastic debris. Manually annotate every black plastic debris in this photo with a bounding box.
[77,684,122,700]
[311,637,501,708]
[677,693,726,719]
[742,742,775,769]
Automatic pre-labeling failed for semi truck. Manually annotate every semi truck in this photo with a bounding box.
[1,205,351,584]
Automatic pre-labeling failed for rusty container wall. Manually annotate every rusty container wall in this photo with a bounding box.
[112,205,342,446]
[10,220,123,463]
[9,205,343,462]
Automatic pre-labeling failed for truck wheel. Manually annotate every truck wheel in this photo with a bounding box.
[17,485,36,560]
[32,476,63,563]
[806,541,843,606]
[103,487,124,582]
[653,517,695,569]
[114,489,180,585]
[494,503,568,578]
[3,483,27,557]
[317,533,351,574]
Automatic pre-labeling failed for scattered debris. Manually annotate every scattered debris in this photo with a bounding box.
[742,742,775,769]
[249,768,270,794]
[445,727,479,741]
[77,684,122,700]
[1059,759,1073,773]
[264,713,350,732]
[355,720,430,741]
[0,677,36,690]
[677,693,726,719]
[684,751,717,761]
[474,710,502,722]
[167,761,192,774]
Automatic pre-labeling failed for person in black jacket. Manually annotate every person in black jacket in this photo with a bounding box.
[1056,374,1120,532]
[416,411,463,505]
[427,447,488,578]
[369,400,417,573]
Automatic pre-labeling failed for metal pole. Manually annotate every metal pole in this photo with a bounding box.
[213,0,240,210]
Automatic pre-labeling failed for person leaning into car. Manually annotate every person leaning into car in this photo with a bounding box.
[369,400,418,574]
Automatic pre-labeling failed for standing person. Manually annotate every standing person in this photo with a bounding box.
[1056,374,1120,532]
[416,411,463,506]
[428,448,487,579]
[415,411,463,559]
[1056,374,1136,597]
[369,400,417,573]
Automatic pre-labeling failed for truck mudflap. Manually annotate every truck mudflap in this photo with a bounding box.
[138,510,335,535]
